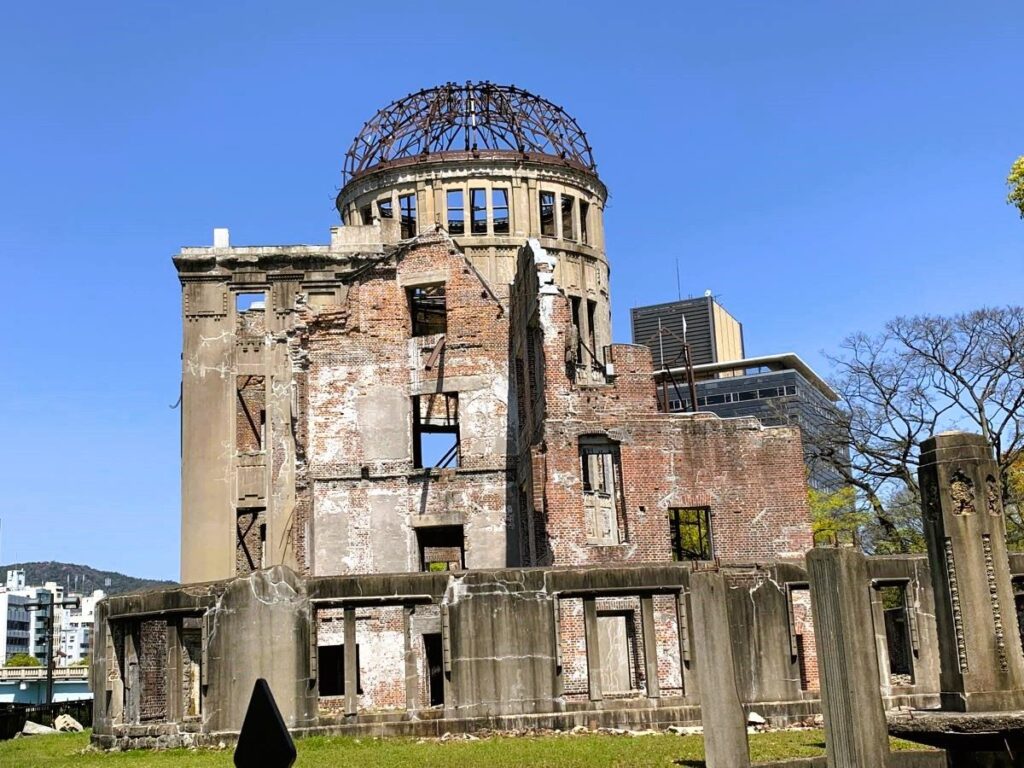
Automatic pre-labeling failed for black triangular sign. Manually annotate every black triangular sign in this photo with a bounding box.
[234,678,297,768]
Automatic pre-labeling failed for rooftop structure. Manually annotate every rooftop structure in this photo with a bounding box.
[342,82,597,181]
[633,295,847,492]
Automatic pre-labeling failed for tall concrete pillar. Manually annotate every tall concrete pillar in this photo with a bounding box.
[806,548,890,768]
[690,571,750,768]
[919,432,1024,712]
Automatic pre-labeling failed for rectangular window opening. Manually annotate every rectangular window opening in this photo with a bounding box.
[413,393,459,469]
[423,633,445,706]
[360,204,373,225]
[571,297,584,364]
[446,189,465,235]
[399,193,417,238]
[235,292,265,313]
[586,299,598,364]
[317,644,362,697]
[492,188,509,234]
[470,188,487,235]
[877,583,915,684]
[417,525,465,571]
[408,283,447,336]
[236,508,266,575]
[377,198,393,219]
[561,194,576,240]
[580,437,623,544]
[580,200,590,244]
[539,191,556,237]
[235,375,266,452]
[669,507,713,561]
[596,610,641,694]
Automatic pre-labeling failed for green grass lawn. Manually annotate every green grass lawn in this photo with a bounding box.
[0,729,929,767]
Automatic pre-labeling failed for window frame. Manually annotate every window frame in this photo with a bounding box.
[579,435,626,545]
[470,187,488,235]
[561,193,576,240]
[668,506,714,561]
[491,187,510,234]
[399,192,417,238]
[446,189,465,235]
[539,191,556,237]
[408,283,447,337]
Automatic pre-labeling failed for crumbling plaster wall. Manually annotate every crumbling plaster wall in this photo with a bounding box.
[302,232,517,575]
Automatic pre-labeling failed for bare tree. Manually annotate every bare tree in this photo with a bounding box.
[811,306,1024,551]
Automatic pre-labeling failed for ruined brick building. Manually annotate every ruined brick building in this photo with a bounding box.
[176,82,812,585]
[92,84,844,747]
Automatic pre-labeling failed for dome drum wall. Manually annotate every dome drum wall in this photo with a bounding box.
[336,81,613,371]
[337,158,613,367]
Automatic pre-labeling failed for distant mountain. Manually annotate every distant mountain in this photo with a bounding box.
[0,561,176,596]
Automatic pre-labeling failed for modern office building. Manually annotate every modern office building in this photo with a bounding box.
[632,300,847,492]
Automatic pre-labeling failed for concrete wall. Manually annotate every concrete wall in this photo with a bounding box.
[92,555,956,750]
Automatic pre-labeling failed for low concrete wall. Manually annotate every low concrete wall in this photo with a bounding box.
[91,558,954,750]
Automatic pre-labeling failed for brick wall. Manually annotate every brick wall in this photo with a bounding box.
[512,240,813,567]
[138,619,167,722]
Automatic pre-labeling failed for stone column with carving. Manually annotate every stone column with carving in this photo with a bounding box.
[919,431,1024,712]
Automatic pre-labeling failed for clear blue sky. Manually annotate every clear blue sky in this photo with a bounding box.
[1,3,1021,581]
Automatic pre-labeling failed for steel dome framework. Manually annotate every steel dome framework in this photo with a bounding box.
[343,82,597,181]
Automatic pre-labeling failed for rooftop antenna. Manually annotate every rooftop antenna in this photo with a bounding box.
[675,257,681,301]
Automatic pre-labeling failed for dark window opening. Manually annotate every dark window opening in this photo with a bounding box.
[470,188,487,235]
[580,200,590,244]
[447,189,464,235]
[317,644,361,697]
[413,392,459,469]
[492,188,509,234]
[580,436,623,544]
[408,283,446,336]
[586,300,598,364]
[399,193,417,238]
[259,523,267,569]
[417,525,465,571]
[539,191,556,237]
[877,583,915,684]
[360,205,373,225]
[377,198,393,219]
[561,194,575,240]
[669,507,713,561]
[423,633,445,706]
[571,297,584,364]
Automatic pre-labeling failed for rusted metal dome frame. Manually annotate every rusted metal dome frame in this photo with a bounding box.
[343,82,597,181]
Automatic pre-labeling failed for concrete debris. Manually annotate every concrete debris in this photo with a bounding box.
[666,725,703,735]
[54,714,84,732]
[22,720,58,735]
